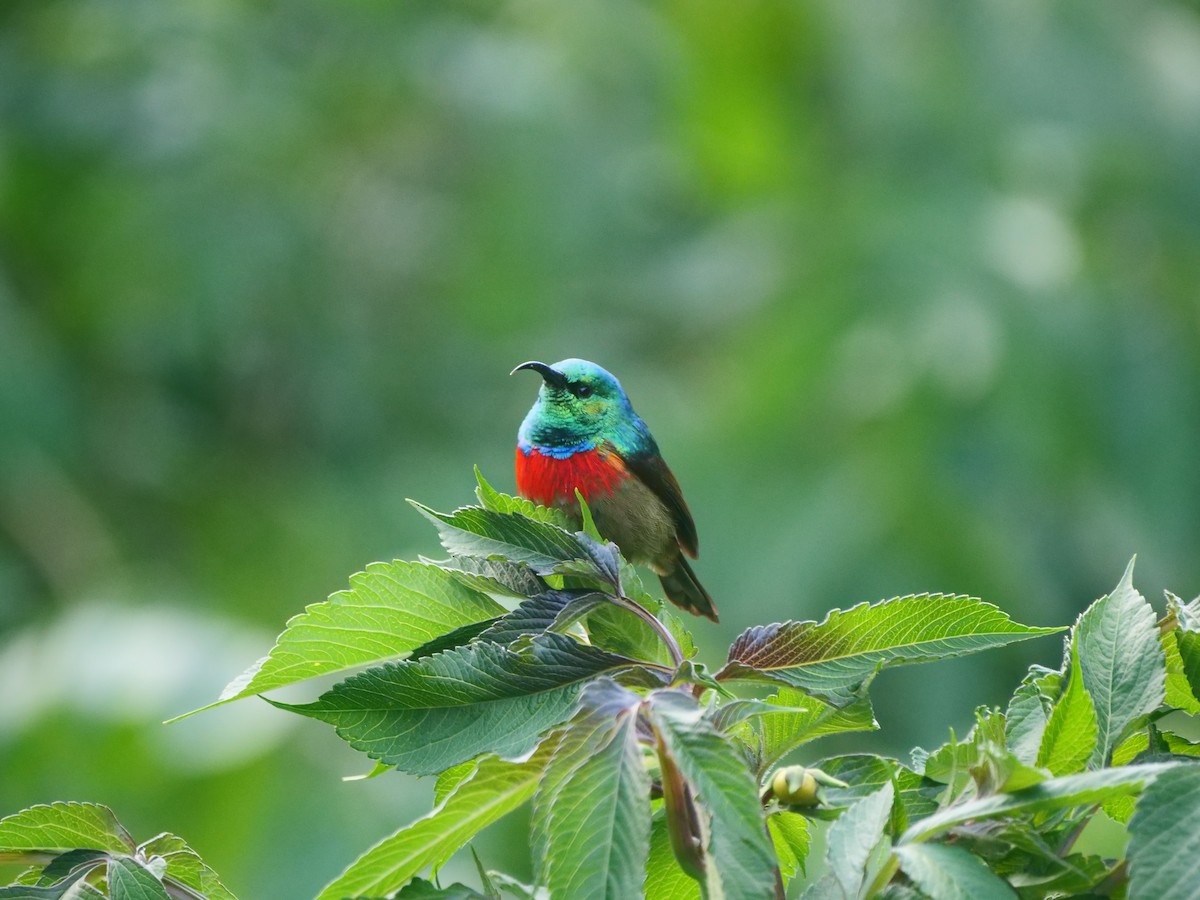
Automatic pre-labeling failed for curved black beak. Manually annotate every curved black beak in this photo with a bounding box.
[511,361,568,390]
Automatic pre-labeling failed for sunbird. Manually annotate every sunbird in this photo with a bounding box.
[512,359,718,621]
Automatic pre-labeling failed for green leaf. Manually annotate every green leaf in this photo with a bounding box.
[108,858,171,900]
[0,857,106,899]
[1126,763,1200,900]
[646,691,777,900]
[0,803,133,855]
[902,763,1176,843]
[822,782,894,900]
[479,590,609,646]
[531,680,650,900]
[767,811,809,885]
[1163,625,1200,715]
[411,501,589,574]
[754,689,877,771]
[644,811,700,900]
[315,740,559,900]
[574,489,603,542]
[1075,560,1165,765]
[172,561,506,720]
[394,878,489,899]
[810,755,941,823]
[430,556,546,599]
[475,467,571,527]
[275,633,638,774]
[1004,665,1058,765]
[894,843,1017,899]
[137,833,238,900]
[709,698,808,734]
[1168,592,1200,707]
[408,619,502,661]
[0,877,104,899]
[718,595,1060,703]
[585,602,672,667]
[1037,636,1097,775]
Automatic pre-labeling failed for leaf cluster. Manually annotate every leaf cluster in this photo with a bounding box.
[8,475,1200,899]
[0,802,235,900]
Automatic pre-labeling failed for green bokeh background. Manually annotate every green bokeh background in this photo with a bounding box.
[3,0,1199,896]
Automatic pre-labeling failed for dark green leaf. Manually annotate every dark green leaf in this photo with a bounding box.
[647,691,777,900]
[34,849,108,886]
[394,878,488,899]
[719,595,1060,704]
[1075,559,1165,765]
[108,858,170,900]
[0,877,103,899]
[408,619,502,661]
[479,590,609,646]
[275,633,638,774]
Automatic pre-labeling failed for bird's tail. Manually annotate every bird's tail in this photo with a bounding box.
[659,554,719,623]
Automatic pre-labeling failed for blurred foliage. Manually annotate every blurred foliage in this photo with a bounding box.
[1,0,1199,896]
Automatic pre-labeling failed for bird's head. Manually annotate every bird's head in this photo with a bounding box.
[512,358,646,454]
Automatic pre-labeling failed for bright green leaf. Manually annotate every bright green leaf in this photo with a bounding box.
[475,467,570,527]
[1075,560,1165,765]
[1037,636,1097,775]
[768,811,809,885]
[315,740,559,900]
[754,689,877,771]
[137,833,238,900]
[173,562,506,721]
[718,595,1060,703]
[644,811,700,900]
[0,803,133,856]
[274,633,638,774]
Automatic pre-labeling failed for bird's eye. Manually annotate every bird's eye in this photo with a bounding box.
[570,382,593,399]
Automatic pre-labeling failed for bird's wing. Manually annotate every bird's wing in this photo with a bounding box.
[620,448,699,558]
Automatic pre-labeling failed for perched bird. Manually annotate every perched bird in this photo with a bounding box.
[512,358,718,622]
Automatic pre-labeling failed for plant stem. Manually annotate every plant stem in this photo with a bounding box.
[864,854,900,898]
[616,595,684,667]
